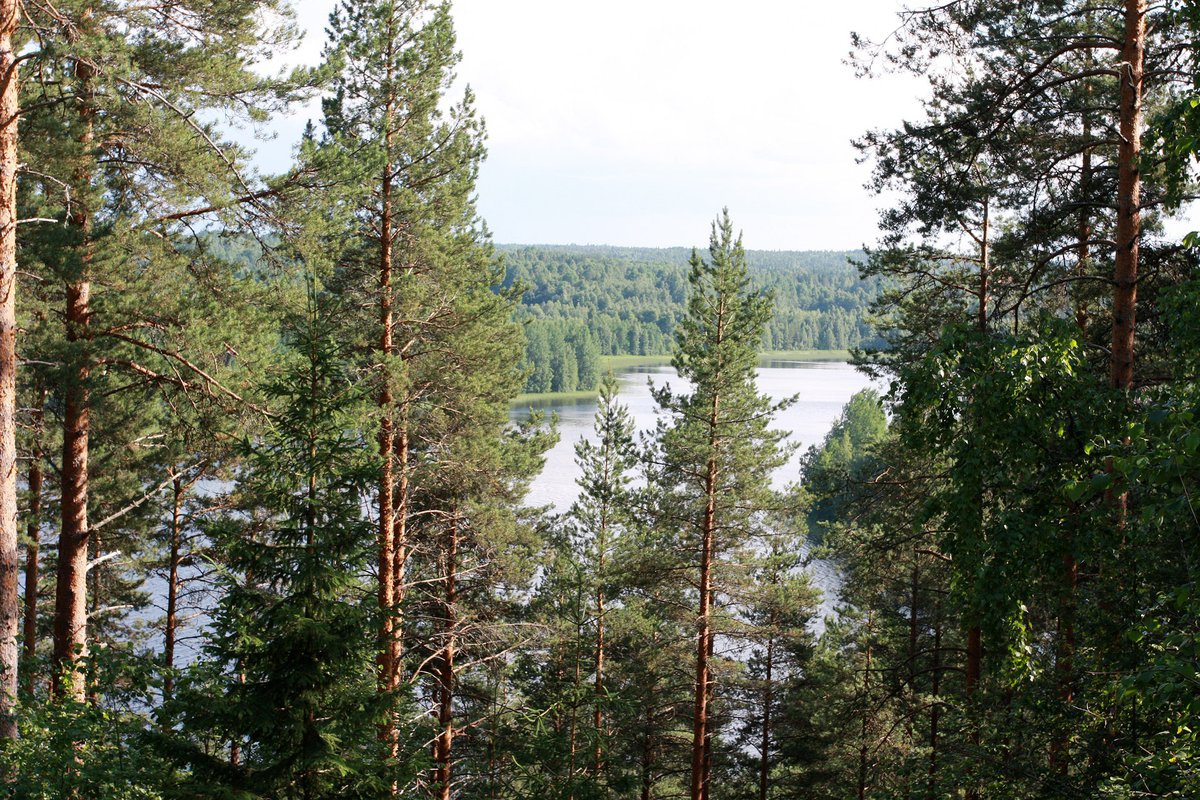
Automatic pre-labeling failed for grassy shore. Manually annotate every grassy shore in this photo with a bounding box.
[511,349,853,405]
[758,348,852,361]
[511,388,601,406]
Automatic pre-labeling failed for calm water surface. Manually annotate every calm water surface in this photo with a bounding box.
[512,359,879,618]
[514,359,879,512]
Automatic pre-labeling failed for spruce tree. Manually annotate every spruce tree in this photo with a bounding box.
[569,372,638,784]
[167,288,390,798]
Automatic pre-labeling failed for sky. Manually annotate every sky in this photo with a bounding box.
[259,1,925,250]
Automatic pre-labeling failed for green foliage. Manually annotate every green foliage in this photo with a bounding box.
[1108,586,1200,799]
[504,244,879,392]
[802,389,887,532]
[5,652,172,799]
[164,292,393,798]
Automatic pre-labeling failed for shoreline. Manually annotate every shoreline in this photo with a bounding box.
[512,349,854,405]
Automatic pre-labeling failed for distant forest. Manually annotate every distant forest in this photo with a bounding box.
[502,245,879,393]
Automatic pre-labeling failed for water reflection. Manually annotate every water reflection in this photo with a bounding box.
[512,360,878,513]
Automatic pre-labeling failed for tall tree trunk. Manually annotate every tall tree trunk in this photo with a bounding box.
[1076,92,1093,334]
[53,276,92,703]
[230,676,242,766]
[1054,92,1093,768]
[858,611,873,800]
[593,514,606,776]
[1110,0,1145,394]
[927,599,942,800]
[907,555,920,751]
[434,514,458,800]
[52,53,97,702]
[641,702,654,800]
[963,208,990,800]
[690,383,721,800]
[0,0,19,741]
[702,592,716,800]
[377,40,401,752]
[392,418,409,650]
[690,466,716,800]
[20,393,44,699]
[977,192,989,332]
[373,12,409,765]
[162,474,184,703]
[567,637,581,800]
[758,629,775,800]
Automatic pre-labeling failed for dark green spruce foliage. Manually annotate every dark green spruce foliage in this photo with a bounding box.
[727,532,820,799]
[167,293,389,798]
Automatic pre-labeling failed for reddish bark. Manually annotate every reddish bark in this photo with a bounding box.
[433,515,459,800]
[54,276,92,703]
[391,419,409,650]
[690,347,723,800]
[0,0,19,741]
[1110,0,1146,393]
[377,34,401,755]
[162,475,183,703]
[52,54,97,703]
[20,394,44,700]
[690,448,717,800]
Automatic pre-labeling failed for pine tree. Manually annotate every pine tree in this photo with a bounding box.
[318,2,490,752]
[648,210,791,800]
[17,0,307,702]
[0,0,18,743]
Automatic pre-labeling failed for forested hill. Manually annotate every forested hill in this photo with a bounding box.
[499,244,879,393]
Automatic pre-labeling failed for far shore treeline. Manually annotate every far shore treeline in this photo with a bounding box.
[502,244,878,393]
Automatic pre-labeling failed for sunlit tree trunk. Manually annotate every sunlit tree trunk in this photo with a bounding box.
[1110,0,1145,394]
[0,0,19,740]
[162,474,184,704]
[376,72,399,752]
[690,325,723,800]
[53,67,96,700]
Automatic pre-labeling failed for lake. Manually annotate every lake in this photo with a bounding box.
[512,358,879,619]
[513,358,880,512]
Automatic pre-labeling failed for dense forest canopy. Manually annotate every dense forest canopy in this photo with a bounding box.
[503,244,878,392]
[0,1,1199,799]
